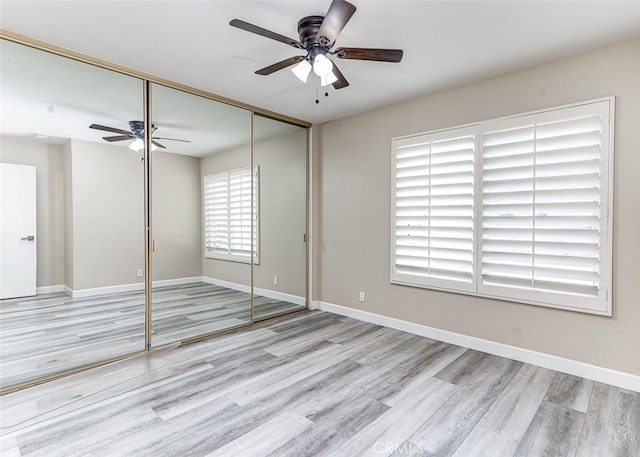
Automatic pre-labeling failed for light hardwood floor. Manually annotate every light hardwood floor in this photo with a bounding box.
[1,311,638,456]
[0,282,303,388]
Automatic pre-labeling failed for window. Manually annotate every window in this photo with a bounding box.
[203,166,259,263]
[391,98,613,315]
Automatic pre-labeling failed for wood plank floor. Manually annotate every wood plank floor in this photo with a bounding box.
[0,282,303,388]
[1,311,638,456]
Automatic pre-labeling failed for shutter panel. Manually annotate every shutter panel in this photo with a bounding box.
[203,166,259,262]
[229,168,252,257]
[479,102,610,310]
[392,126,476,291]
[204,173,230,254]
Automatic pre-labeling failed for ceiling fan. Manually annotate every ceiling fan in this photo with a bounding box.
[229,0,403,90]
[89,121,190,151]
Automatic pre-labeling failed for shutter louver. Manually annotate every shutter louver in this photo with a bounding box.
[392,127,476,291]
[203,167,259,262]
[480,109,606,304]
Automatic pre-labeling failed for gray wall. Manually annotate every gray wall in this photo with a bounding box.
[0,135,65,288]
[68,140,204,290]
[68,139,145,290]
[62,140,73,289]
[152,150,202,281]
[316,37,640,375]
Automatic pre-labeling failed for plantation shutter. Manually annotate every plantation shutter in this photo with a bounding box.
[479,101,610,311]
[204,166,259,262]
[204,173,230,255]
[391,126,476,291]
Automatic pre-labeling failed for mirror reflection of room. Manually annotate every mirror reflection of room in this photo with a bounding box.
[0,39,145,388]
[150,83,254,346]
[150,86,308,346]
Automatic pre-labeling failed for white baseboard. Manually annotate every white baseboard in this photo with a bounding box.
[36,284,65,294]
[203,276,306,306]
[311,300,640,393]
[71,277,203,299]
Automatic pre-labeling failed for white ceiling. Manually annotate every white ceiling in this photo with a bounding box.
[1,1,640,125]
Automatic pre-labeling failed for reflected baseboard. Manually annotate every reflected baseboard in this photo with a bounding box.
[62,276,305,306]
[36,284,66,295]
[201,276,306,306]
[68,277,202,299]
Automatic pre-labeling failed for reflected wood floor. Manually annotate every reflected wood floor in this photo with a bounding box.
[1,311,638,456]
[0,282,303,388]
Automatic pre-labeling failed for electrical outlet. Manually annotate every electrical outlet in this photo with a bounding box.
[358,291,365,302]
[273,275,278,285]
[137,269,144,277]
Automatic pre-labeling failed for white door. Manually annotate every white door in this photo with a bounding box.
[0,163,37,299]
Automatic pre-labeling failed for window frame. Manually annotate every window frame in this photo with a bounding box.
[203,165,260,265]
[390,97,614,316]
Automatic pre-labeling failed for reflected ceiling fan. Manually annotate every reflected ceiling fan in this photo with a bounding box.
[230,0,403,90]
[89,121,190,151]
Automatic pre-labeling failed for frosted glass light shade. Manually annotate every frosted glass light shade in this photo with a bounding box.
[128,138,144,151]
[320,72,338,87]
[128,138,157,152]
[313,54,333,77]
[291,59,312,83]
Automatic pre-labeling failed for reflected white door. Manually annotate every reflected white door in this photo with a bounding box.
[0,163,37,299]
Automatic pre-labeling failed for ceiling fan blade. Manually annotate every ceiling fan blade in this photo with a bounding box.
[333,48,404,62]
[102,135,133,142]
[317,0,357,47]
[334,47,403,62]
[89,123,132,135]
[151,140,166,149]
[152,137,191,143]
[256,56,305,75]
[331,63,349,90]
[230,19,304,49]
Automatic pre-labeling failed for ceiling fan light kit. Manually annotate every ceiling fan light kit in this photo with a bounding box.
[229,0,404,94]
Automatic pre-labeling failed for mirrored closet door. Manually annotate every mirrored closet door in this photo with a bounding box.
[252,115,307,320]
[150,84,253,346]
[0,39,145,388]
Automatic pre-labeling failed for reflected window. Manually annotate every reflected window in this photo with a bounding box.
[204,166,259,263]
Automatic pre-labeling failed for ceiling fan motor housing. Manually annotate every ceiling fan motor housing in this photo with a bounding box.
[129,120,157,137]
[298,15,330,58]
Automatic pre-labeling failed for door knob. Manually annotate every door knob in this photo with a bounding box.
[20,235,35,241]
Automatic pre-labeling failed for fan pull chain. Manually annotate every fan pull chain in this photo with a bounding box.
[314,80,330,104]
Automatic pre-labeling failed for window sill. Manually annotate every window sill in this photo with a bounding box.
[390,277,611,317]
[205,252,260,265]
